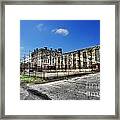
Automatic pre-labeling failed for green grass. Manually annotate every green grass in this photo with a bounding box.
[20,75,48,84]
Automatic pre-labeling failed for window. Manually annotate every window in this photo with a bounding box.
[58,57,60,63]
[95,49,100,62]
[83,52,86,58]
[83,62,87,68]
[52,58,54,63]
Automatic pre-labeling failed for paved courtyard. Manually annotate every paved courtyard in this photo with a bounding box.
[20,72,100,100]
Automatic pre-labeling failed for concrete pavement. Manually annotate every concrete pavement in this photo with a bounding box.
[20,72,100,100]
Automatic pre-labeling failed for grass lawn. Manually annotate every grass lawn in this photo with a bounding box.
[20,75,48,84]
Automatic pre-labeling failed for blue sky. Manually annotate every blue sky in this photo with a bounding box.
[20,20,100,57]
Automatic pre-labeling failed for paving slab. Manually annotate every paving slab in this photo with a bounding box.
[20,73,100,100]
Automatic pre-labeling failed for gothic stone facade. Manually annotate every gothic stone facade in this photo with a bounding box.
[30,46,100,72]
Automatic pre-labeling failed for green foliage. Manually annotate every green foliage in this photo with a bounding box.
[20,75,47,84]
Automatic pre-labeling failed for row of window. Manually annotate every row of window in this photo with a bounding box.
[34,49,99,65]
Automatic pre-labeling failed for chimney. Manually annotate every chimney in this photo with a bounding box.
[50,48,52,51]
[58,48,62,53]
[54,49,57,52]
[44,47,47,50]
[36,48,38,51]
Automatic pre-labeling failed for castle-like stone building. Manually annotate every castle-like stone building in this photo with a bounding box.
[27,45,100,72]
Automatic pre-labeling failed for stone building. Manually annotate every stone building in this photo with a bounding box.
[61,45,100,71]
[31,47,62,71]
[21,45,100,72]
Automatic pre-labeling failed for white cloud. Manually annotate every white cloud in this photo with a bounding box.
[52,28,69,36]
[36,23,44,31]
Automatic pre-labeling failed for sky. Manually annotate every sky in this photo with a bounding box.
[20,20,100,58]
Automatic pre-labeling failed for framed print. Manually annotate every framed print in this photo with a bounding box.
[0,0,120,119]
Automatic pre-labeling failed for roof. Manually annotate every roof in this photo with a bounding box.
[63,45,100,55]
